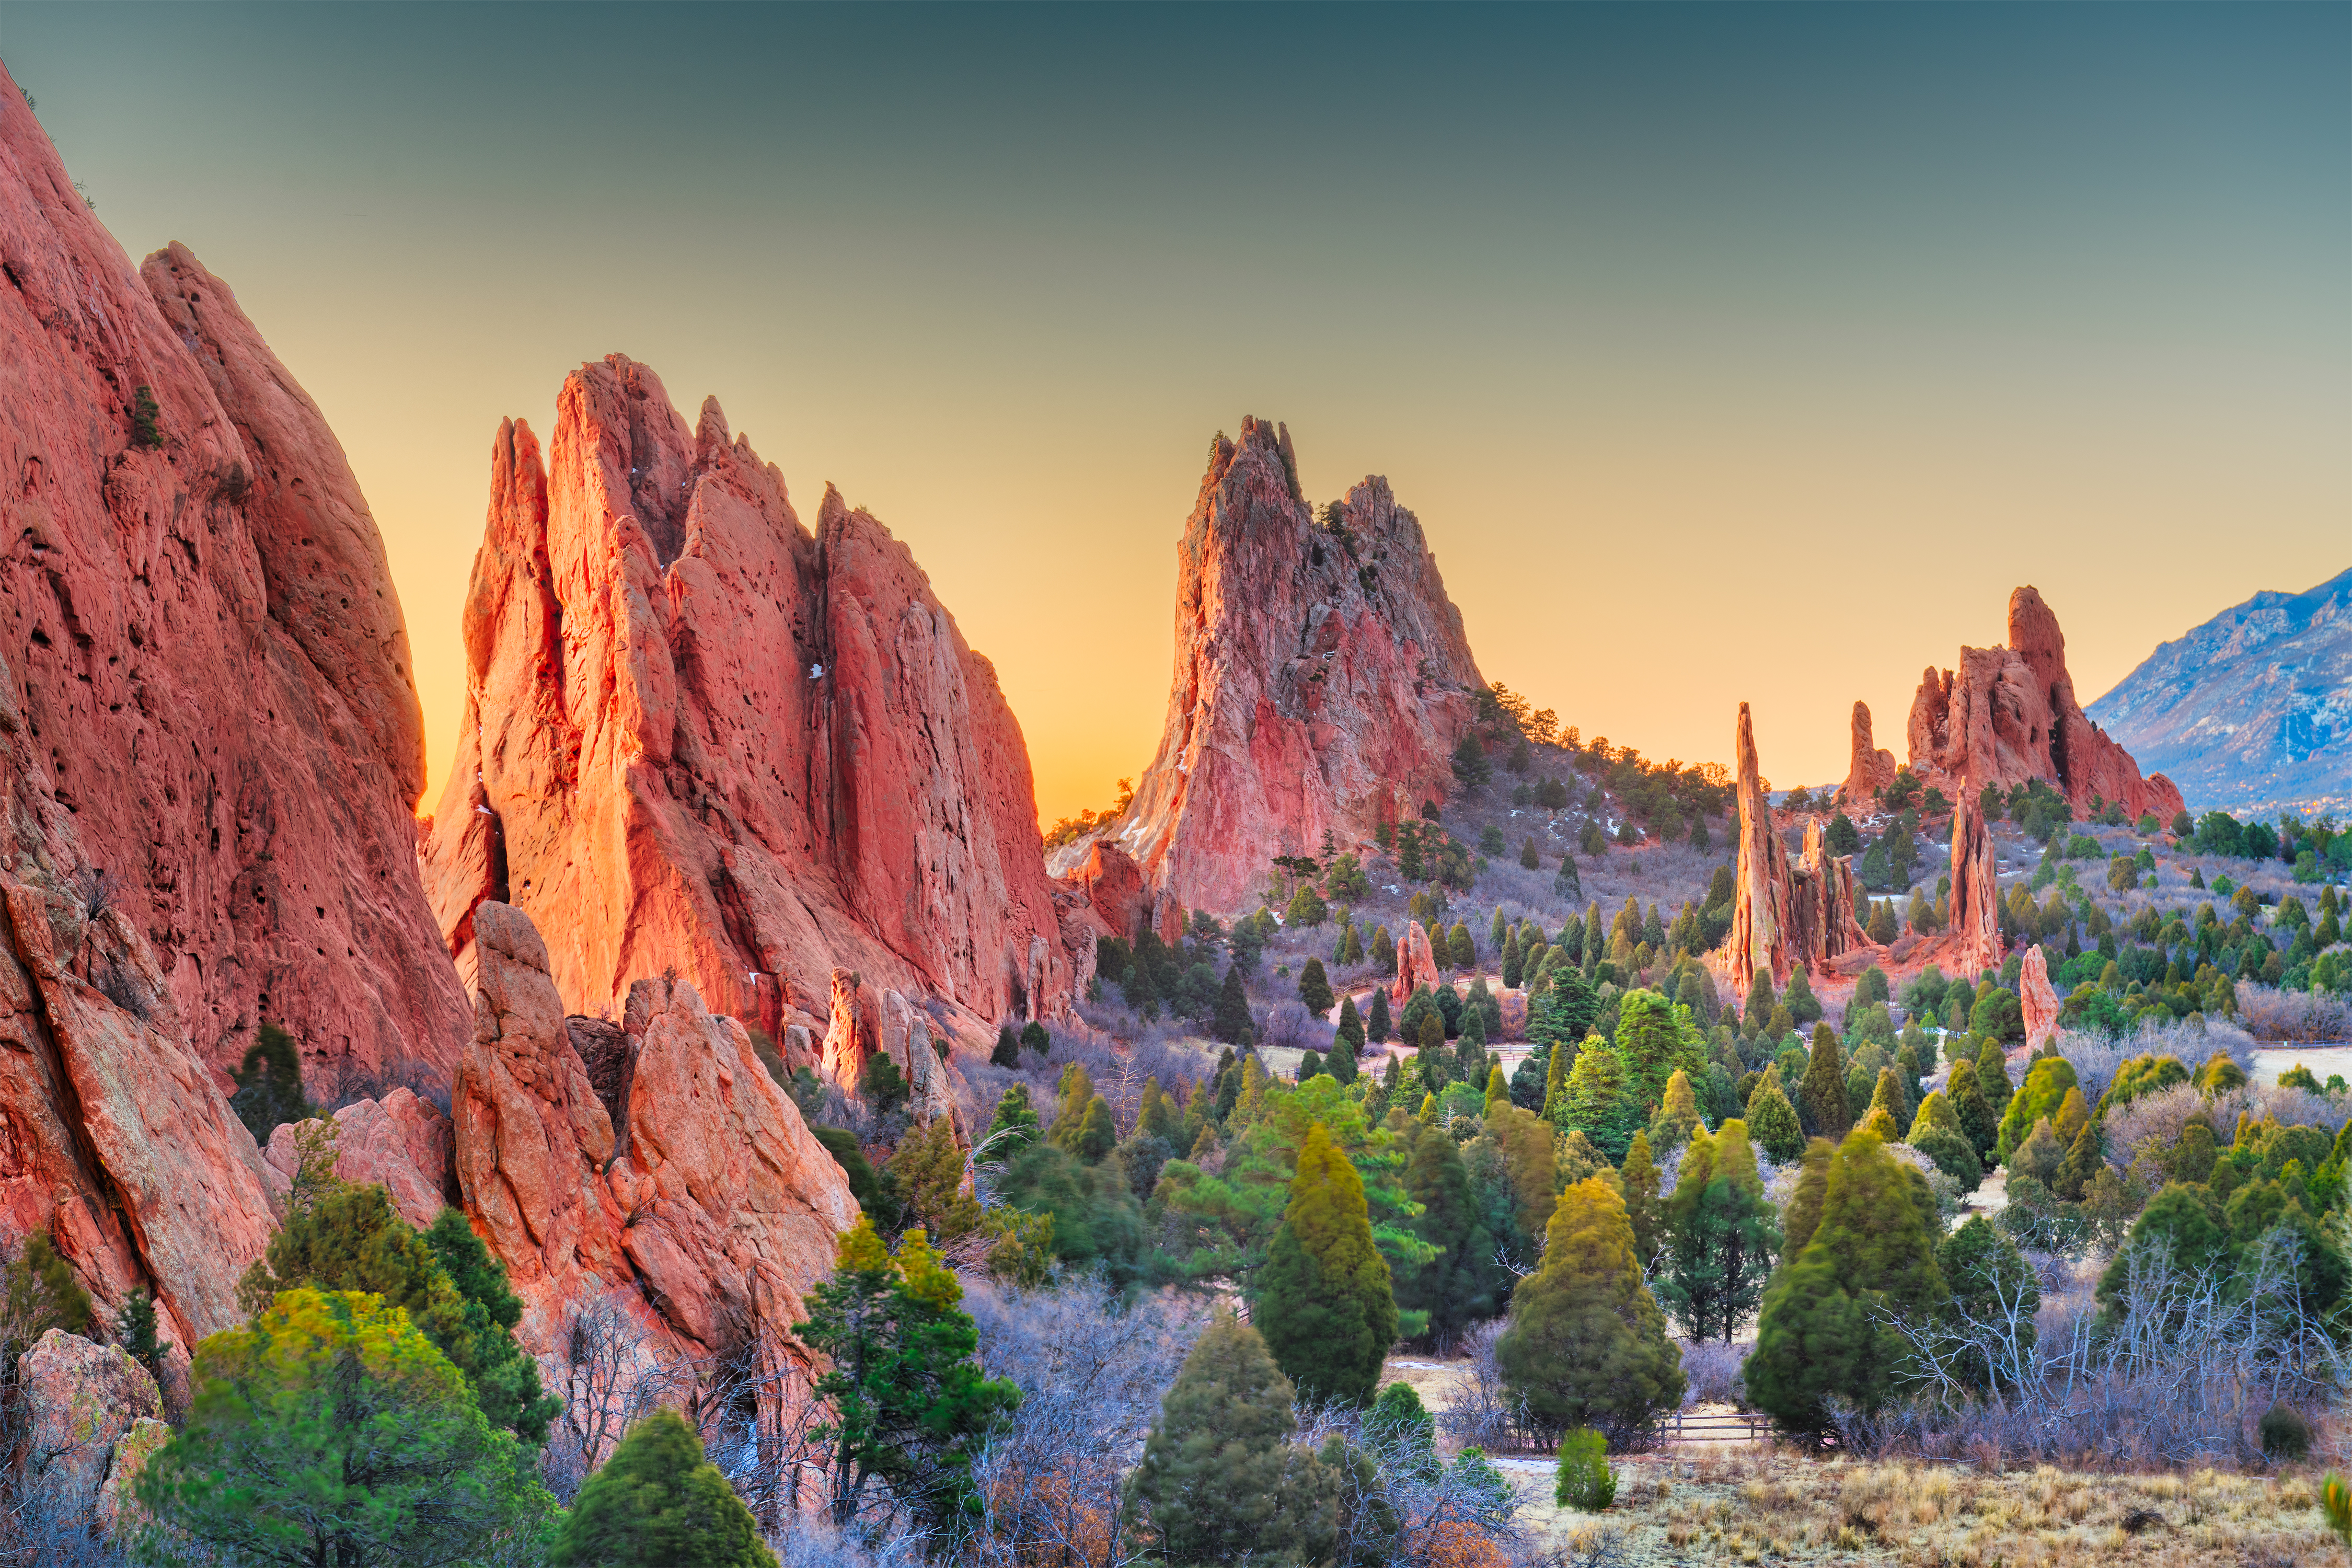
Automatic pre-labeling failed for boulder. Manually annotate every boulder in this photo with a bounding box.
[420,359,1081,1039]
[2021,944,2059,1049]
[95,1416,169,1536]
[264,1087,454,1231]
[17,1329,161,1524]
[1906,588,2184,823]
[1842,701,1897,805]
[451,902,856,1365]
[1391,920,1440,1011]
[1090,419,1484,916]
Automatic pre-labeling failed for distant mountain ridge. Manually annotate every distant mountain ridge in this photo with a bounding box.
[2085,568,2352,818]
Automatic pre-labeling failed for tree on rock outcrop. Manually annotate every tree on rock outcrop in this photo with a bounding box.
[552,1409,775,1568]
[1494,1177,1684,1439]
[1254,1122,1398,1406]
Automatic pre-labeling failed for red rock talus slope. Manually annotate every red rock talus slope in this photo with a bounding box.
[1726,704,1878,996]
[0,62,466,1352]
[1907,587,2184,824]
[421,358,1089,1051]
[1092,418,1483,917]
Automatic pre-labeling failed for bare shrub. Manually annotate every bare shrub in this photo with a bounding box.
[1847,1228,2347,1468]
[2239,984,2352,1044]
[1436,1321,1535,1452]
[965,1274,1205,1566]
[1675,1339,1747,1408]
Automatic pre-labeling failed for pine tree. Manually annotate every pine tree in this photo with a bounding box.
[1541,1035,1574,1124]
[1559,1036,1640,1160]
[991,1026,1022,1069]
[1494,1177,1685,1435]
[1366,987,1393,1043]
[229,1021,312,1142]
[1484,1064,1510,1113]
[112,1288,169,1377]
[2053,1120,2103,1200]
[1745,1071,1805,1163]
[551,1409,776,1567]
[1126,1312,1327,1565]
[1744,1130,1948,1434]
[1334,996,1365,1056]
[1214,963,1253,1044]
[1946,1061,1999,1156]
[1655,1120,1781,1344]
[1490,907,1509,952]
[1396,1123,1498,1344]
[1777,1138,1836,1261]
[1936,1216,2037,1394]
[1298,957,1336,1016]
[1448,923,1476,971]
[1372,926,1397,975]
[1254,1122,1399,1405]
[1800,1023,1851,1140]
[1647,1069,1704,1155]
[1858,1066,1906,1139]
[1975,1037,2014,1118]
[1619,1131,1662,1265]
[984,1084,1042,1157]
[1501,930,1525,989]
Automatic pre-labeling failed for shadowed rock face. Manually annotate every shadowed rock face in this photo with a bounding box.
[0,60,465,1356]
[1907,587,2184,824]
[1098,418,1483,918]
[421,356,1090,1041]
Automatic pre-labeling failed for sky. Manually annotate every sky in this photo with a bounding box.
[5,3,2345,822]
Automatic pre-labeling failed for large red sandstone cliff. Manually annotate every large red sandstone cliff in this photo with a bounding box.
[1085,419,1483,917]
[1907,587,2184,823]
[0,62,468,1351]
[421,358,1090,1060]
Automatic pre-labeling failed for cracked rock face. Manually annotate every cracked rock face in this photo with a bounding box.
[1088,417,1483,919]
[1906,587,2183,824]
[451,902,855,1362]
[421,356,1087,1046]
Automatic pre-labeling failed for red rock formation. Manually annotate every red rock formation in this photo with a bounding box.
[2020,944,2058,1048]
[18,1329,162,1522]
[0,72,468,1098]
[1907,588,2184,824]
[1841,701,1897,805]
[1097,419,1483,916]
[452,902,856,1362]
[263,1088,453,1232]
[1728,705,1881,996]
[1391,919,1440,1011]
[1948,794,2004,979]
[421,358,1086,1047]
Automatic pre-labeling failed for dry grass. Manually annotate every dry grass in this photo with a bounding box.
[1503,1448,2336,1566]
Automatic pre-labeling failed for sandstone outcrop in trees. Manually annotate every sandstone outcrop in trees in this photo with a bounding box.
[1727,705,1878,997]
[1081,418,1484,915]
[0,66,459,1359]
[420,356,1093,1049]
[1906,587,2184,823]
[2020,944,2058,1048]
[1842,701,1897,805]
[452,902,856,1362]
[1947,794,2004,979]
[1391,919,1440,1011]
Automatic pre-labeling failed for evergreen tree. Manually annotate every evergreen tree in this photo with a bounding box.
[1298,956,1335,1015]
[1396,1124,1499,1344]
[1647,1069,1704,1155]
[1619,1132,1662,1265]
[1655,1120,1781,1344]
[229,1021,313,1142]
[1448,923,1477,971]
[551,1409,776,1567]
[1490,907,1509,952]
[1022,1020,1053,1057]
[1541,1036,1574,1123]
[1936,1216,2037,1395]
[1335,995,1366,1056]
[991,1026,1022,1069]
[1494,1177,1685,1436]
[1745,1070,1805,1163]
[1996,1056,2078,1165]
[1946,1061,1999,1157]
[113,1288,169,1378]
[1614,989,1702,1116]
[1799,1023,1851,1140]
[1125,1312,1330,1565]
[1214,963,1253,1044]
[983,1084,1043,1157]
[796,1218,1022,1532]
[1744,1131,1947,1434]
[2054,1120,2103,1201]
[1858,1066,1906,1139]
[1501,930,1525,989]
[1558,1035,1641,1160]
[1371,926,1397,975]
[1254,1123,1399,1405]
[1778,1138,1836,1261]
[1366,986,1393,1044]
[1975,1037,2014,1118]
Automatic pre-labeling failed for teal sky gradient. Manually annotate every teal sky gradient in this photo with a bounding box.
[5,3,2344,816]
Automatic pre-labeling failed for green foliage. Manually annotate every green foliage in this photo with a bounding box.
[1654,1121,1780,1344]
[1364,1381,1438,1473]
[1395,1122,1500,1344]
[814,1126,901,1231]
[1,1231,92,1357]
[859,1052,910,1114]
[996,1143,1140,1281]
[1997,1056,2080,1165]
[1619,1131,1662,1263]
[1124,1312,1326,1565]
[1215,963,1254,1044]
[422,1209,563,1446]
[1451,733,1493,791]
[982,1084,1042,1159]
[2261,1402,2313,1461]
[1936,1216,2037,1393]
[795,1218,1021,1535]
[991,1027,1022,1069]
[1554,1427,1617,1512]
[1496,1176,1684,1437]
[1298,956,1336,1015]
[1254,1123,1399,1405]
[1021,1020,1052,1057]
[1798,1024,1850,1141]
[1744,1131,1947,1434]
[114,1287,169,1376]
[551,1409,777,1567]
[229,1021,312,1142]
[1745,1071,1805,1162]
[130,385,162,448]
[136,1289,552,1567]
